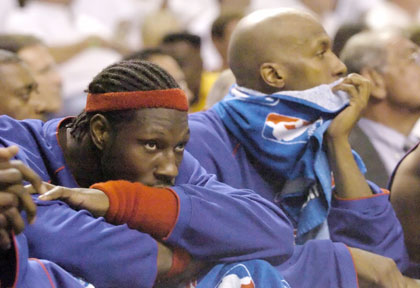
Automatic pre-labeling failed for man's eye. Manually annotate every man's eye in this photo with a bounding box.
[317,50,326,58]
[175,143,185,153]
[144,141,158,151]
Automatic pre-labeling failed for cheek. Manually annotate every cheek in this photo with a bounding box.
[112,147,155,180]
[385,71,420,106]
[387,68,415,93]
[11,100,35,120]
[300,63,329,87]
[9,97,29,111]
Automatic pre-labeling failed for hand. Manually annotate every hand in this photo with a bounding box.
[29,182,109,218]
[327,73,371,140]
[349,247,420,288]
[155,242,206,288]
[157,259,206,288]
[0,146,45,250]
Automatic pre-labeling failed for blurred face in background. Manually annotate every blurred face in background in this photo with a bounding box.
[212,17,241,70]
[0,62,39,120]
[18,44,62,119]
[148,54,194,104]
[162,41,203,101]
[382,35,420,110]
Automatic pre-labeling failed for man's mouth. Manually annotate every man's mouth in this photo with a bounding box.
[152,181,174,188]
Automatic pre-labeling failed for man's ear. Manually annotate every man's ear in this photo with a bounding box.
[360,66,386,100]
[90,114,111,151]
[260,62,286,89]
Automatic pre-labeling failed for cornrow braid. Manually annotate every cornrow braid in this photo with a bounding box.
[68,59,180,141]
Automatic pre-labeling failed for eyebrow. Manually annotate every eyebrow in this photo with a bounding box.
[314,38,330,50]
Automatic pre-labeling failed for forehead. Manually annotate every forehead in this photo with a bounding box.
[119,108,188,134]
[387,36,417,56]
[279,16,328,51]
[247,13,329,61]
[18,44,54,71]
[0,62,34,89]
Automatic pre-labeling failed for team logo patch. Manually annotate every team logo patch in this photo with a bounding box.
[262,113,315,143]
[216,264,255,288]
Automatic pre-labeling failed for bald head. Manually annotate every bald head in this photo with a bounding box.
[228,8,345,93]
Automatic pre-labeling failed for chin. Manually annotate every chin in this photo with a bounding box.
[150,182,173,188]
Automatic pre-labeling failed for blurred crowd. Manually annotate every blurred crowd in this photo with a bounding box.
[1,0,420,118]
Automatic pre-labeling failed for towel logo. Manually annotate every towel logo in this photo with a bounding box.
[217,274,255,288]
[216,264,255,288]
[263,113,321,144]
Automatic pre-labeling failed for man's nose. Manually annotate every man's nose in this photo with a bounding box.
[51,70,62,87]
[332,54,347,77]
[154,151,179,184]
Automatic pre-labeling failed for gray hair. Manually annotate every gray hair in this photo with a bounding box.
[0,49,21,64]
[340,30,399,74]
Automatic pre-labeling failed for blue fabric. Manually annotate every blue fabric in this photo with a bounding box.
[328,182,409,271]
[186,109,410,286]
[213,84,366,240]
[0,115,294,287]
[11,233,86,288]
[196,260,291,288]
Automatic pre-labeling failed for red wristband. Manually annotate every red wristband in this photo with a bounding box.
[91,180,179,239]
[166,247,191,278]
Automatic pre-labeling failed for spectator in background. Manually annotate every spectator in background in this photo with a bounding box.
[123,47,193,106]
[211,12,244,71]
[300,0,382,37]
[0,34,62,120]
[0,49,39,119]
[3,0,123,117]
[365,0,420,31]
[141,0,183,48]
[161,32,218,112]
[332,22,367,56]
[205,69,236,109]
[340,30,420,187]
[166,0,250,71]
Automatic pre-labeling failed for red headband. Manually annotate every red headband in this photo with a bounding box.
[85,88,188,112]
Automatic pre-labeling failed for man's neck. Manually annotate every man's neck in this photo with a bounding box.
[363,102,420,136]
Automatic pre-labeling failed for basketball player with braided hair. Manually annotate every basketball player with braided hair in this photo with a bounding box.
[0,59,294,287]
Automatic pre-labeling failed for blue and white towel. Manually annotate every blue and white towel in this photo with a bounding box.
[188,260,290,288]
[213,81,366,242]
